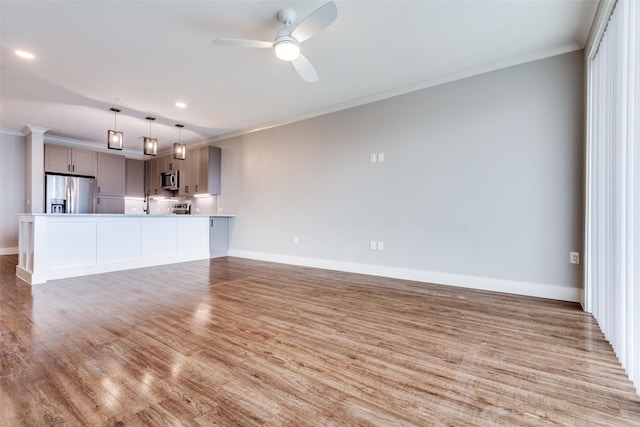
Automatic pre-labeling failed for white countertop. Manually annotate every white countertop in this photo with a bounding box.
[19,213,236,217]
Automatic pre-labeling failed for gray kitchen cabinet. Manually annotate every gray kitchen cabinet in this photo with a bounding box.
[192,146,221,195]
[178,156,190,196]
[96,195,125,214]
[72,149,97,176]
[125,158,145,198]
[145,157,160,196]
[159,155,178,172]
[177,146,220,196]
[180,149,196,195]
[44,144,70,173]
[210,217,229,258]
[44,144,97,176]
[97,152,125,214]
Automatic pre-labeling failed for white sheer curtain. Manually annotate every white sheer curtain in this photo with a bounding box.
[585,0,639,393]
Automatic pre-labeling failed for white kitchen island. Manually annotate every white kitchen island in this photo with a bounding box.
[16,214,231,285]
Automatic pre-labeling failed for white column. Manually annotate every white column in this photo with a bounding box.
[21,125,48,213]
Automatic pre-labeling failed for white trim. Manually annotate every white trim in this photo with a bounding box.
[585,0,618,60]
[35,252,211,285]
[228,250,581,303]
[0,128,25,137]
[21,125,48,136]
[0,247,18,255]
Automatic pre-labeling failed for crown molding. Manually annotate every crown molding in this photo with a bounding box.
[21,125,49,136]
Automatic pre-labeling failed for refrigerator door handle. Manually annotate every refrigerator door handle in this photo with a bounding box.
[66,180,72,213]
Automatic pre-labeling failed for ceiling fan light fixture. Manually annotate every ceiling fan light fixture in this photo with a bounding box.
[275,38,300,61]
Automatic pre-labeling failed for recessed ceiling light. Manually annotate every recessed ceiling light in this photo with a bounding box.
[15,50,35,59]
[175,102,187,108]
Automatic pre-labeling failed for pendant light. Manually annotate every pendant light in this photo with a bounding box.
[143,116,158,156]
[107,108,123,150]
[173,124,186,160]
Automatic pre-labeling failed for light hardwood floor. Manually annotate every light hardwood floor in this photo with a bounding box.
[1,254,639,426]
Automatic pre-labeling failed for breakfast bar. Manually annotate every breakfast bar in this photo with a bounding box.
[16,214,232,285]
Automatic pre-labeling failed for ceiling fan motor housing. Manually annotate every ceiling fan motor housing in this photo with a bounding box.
[277,8,296,26]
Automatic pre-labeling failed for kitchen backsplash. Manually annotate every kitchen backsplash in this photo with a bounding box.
[143,194,219,215]
[124,198,146,214]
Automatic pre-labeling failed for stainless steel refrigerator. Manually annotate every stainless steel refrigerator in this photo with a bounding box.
[45,174,97,213]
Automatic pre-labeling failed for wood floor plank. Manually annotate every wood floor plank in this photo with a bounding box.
[1,254,639,426]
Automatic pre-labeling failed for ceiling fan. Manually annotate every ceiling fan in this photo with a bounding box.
[212,1,338,83]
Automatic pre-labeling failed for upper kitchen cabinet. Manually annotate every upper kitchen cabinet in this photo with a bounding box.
[44,144,97,176]
[179,153,194,196]
[178,160,190,196]
[125,158,145,198]
[159,156,179,172]
[97,152,125,196]
[145,157,160,196]
[191,146,221,195]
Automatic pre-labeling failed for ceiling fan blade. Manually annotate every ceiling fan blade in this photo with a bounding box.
[212,39,273,48]
[290,1,337,43]
[292,54,319,83]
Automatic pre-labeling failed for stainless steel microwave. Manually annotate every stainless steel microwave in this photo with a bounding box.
[160,170,179,190]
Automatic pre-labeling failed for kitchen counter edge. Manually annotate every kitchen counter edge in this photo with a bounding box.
[18,213,236,217]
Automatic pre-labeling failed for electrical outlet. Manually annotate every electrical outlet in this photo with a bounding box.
[378,153,384,162]
[570,251,580,265]
[293,236,299,245]
[377,241,384,251]
[370,153,377,163]
[370,240,377,250]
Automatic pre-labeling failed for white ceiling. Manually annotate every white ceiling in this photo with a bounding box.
[0,0,598,157]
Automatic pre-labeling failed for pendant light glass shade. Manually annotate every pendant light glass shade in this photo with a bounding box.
[143,137,158,156]
[173,124,186,160]
[143,116,158,156]
[107,108,123,150]
[173,143,186,159]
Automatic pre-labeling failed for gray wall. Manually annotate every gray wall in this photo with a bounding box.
[216,51,584,294]
[0,132,25,253]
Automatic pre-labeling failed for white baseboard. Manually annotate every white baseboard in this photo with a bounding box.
[17,252,211,285]
[0,247,18,255]
[227,250,581,302]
